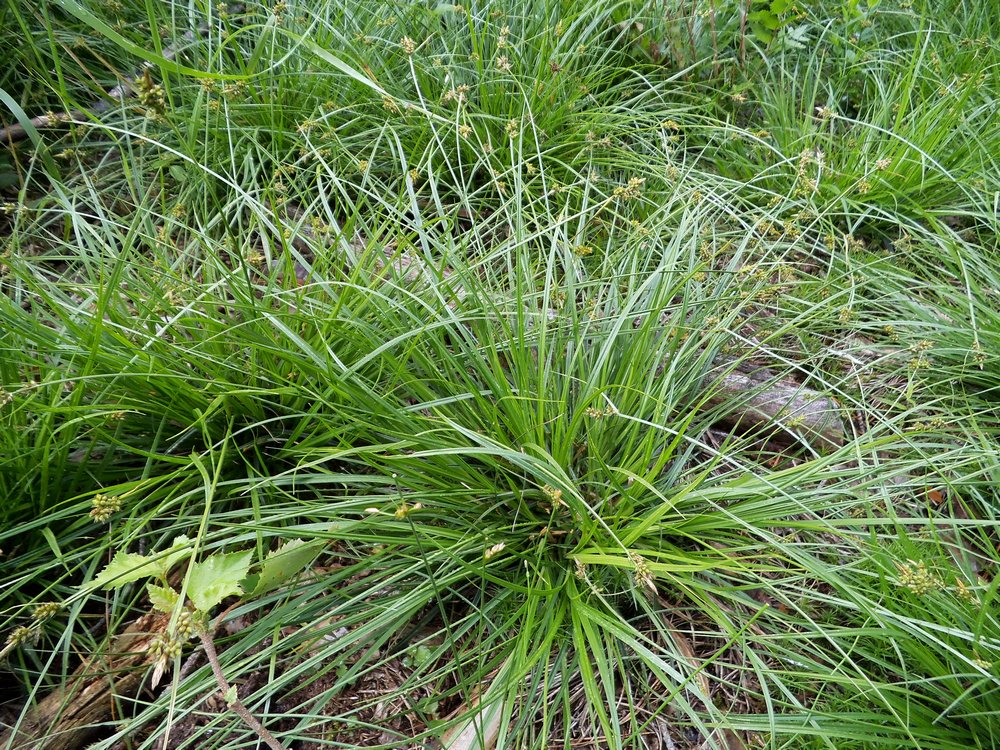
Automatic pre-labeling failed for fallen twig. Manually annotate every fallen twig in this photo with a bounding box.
[196,613,288,750]
[0,610,169,750]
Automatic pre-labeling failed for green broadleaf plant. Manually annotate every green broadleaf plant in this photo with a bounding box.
[90,537,316,609]
[186,550,254,612]
[85,534,320,718]
[244,539,324,599]
[90,535,192,590]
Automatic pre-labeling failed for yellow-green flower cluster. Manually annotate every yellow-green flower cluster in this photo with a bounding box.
[137,71,166,117]
[629,552,656,595]
[895,560,943,595]
[33,602,61,622]
[5,626,37,648]
[541,484,564,506]
[90,493,123,523]
[394,501,424,519]
[613,177,644,200]
[497,25,510,49]
[442,84,470,104]
[148,632,184,662]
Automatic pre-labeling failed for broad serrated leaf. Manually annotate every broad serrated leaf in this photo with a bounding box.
[784,24,810,48]
[92,550,161,590]
[246,539,323,598]
[147,583,180,613]
[187,550,252,612]
[155,535,192,578]
[748,18,775,43]
[748,10,782,30]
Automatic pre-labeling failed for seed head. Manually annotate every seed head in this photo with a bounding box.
[394,501,424,519]
[90,493,123,523]
[895,559,943,595]
[629,552,656,595]
[541,485,564,506]
[32,602,61,622]
[6,626,38,648]
[612,177,644,201]
[954,578,976,603]
[137,70,166,117]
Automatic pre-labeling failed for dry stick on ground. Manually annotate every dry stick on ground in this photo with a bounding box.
[0,610,169,750]
[196,622,288,750]
[1,66,153,146]
[0,608,287,750]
